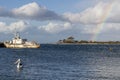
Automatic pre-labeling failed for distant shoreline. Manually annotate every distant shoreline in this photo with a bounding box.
[56,42,120,45]
[1,42,120,48]
[45,42,120,45]
[57,36,120,45]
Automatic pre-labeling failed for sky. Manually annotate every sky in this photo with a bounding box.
[0,0,120,43]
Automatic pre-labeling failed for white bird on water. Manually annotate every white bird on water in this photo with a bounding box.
[15,59,23,71]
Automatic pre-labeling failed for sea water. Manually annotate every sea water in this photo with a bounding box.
[0,44,120,80]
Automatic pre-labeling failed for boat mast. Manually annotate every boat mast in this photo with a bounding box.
[14,28,18,48]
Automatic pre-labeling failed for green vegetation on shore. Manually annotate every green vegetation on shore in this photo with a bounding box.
[57,36,120,44]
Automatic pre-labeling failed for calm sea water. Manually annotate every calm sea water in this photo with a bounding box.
[0,44,120,80]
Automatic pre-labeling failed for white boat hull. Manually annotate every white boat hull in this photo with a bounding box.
[4,32,40,48]
[4,43,40,48]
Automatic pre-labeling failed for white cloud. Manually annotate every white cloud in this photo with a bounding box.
[64,1,120,24]
[61,0,120,37]
[103,23,120,31]
[12,2,42,17]
[80,23,120,34]
[39,22,72,33]
[0,1,120,42]
[11,2,62,21]
[0,20,28,33]
[64,2,110,24]
[0,1,120,24]
[0,2,63,21]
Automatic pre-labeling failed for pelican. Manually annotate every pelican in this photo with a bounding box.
[15,59,23,70]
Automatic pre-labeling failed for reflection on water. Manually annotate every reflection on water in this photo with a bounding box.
[0,44,120,80]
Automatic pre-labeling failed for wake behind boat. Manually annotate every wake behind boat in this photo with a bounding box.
[4,32,40,48]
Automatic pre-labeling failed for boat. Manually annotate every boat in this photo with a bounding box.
[4,32,40,48]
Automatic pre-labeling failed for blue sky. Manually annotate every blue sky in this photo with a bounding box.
[0,0,120,43]
[0,0,80,12]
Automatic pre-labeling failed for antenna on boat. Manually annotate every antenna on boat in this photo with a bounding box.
[13,27,17,37]
[13,27,20,39]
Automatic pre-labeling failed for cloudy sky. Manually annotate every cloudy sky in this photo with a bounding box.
[0,0,120,43]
